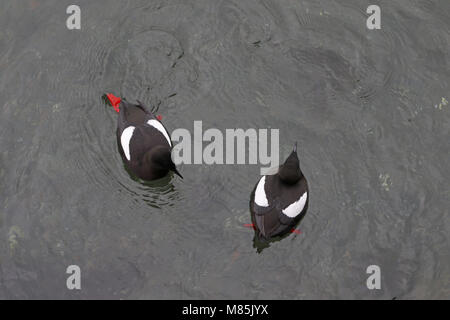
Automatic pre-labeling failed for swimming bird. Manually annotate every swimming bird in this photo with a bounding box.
[250,143,308,239]
[106,93,182,181]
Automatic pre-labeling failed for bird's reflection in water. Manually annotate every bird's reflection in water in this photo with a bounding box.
[251,213,305,254]
[126,165,181,209]
[252,229,300,253]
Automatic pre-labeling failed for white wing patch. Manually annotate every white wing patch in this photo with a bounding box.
[254,176,269,207]
[282,192,308,218]
[147,119,172,147]
[120,126,135,161]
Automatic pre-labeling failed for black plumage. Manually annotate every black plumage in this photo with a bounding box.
[116,99,182,181]
[250,143,308,240]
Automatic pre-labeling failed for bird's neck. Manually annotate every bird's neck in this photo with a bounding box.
[278,164,302,185]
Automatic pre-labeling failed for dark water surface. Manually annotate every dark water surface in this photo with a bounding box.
[0,0,449,299]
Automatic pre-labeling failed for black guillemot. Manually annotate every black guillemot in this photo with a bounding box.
[106,93,182,181]
[250,143,308,239]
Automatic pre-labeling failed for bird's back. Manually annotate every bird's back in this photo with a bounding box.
[116,100,171,164]
[251,173,308,239]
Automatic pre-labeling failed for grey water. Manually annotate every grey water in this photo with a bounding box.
[0,0,449,299]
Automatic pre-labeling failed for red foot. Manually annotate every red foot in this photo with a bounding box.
[291,229,301,234]
[156,115,163,121]
[106,93,121,113]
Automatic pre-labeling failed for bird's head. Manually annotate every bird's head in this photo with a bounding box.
[278,142,302,184]
[143,146,183,179]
